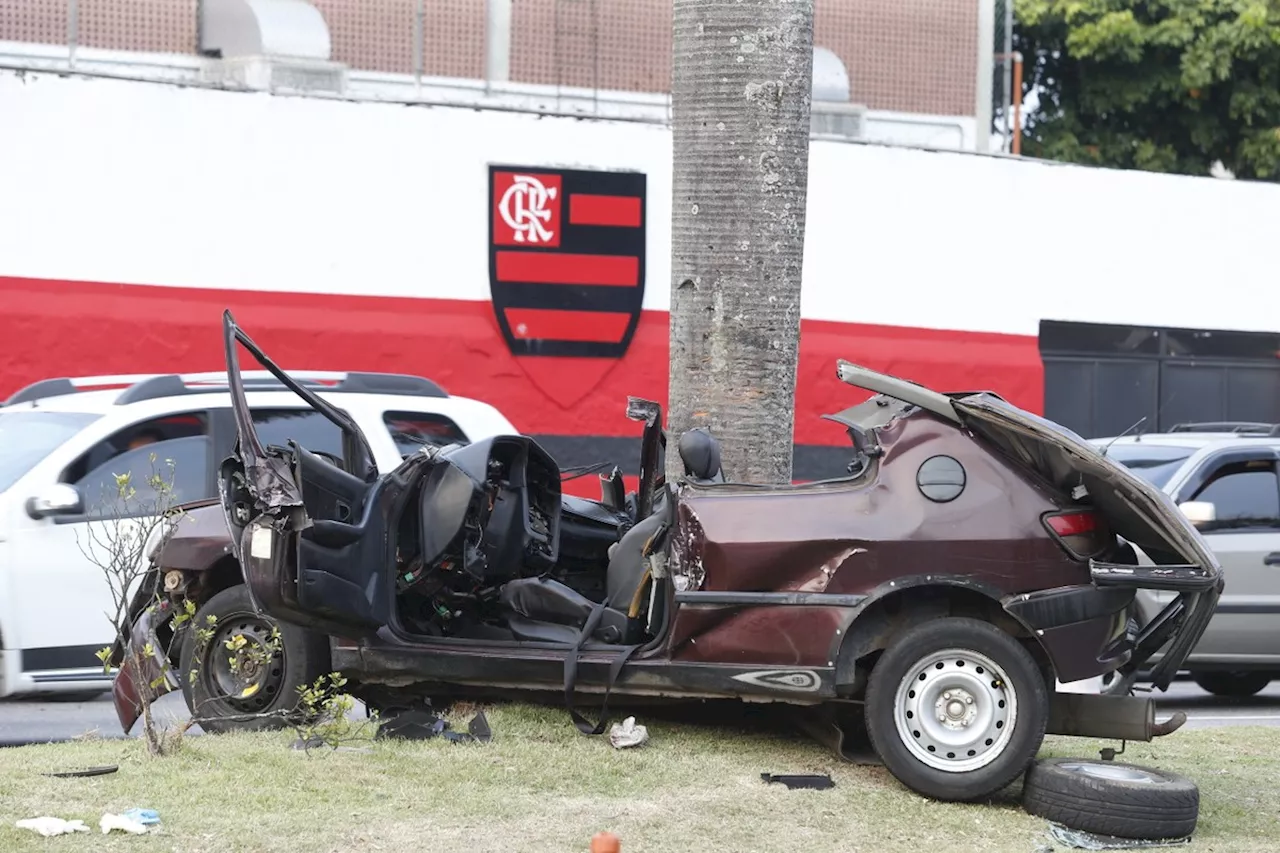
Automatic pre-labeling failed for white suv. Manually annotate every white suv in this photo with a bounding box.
[0,370,517,700]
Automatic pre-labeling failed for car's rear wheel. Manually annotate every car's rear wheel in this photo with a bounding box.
[179,584,330,734]
[1192,671,1272,698]
[864,616,1049,802]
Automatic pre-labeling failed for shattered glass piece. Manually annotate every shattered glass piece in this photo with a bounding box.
[1047,823,1192,850]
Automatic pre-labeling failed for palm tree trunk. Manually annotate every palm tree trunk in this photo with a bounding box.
[667,0,815,485]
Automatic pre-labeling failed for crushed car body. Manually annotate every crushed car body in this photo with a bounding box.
[112,310,1223,803]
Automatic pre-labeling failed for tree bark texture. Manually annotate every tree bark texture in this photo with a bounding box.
[668,0,814,485]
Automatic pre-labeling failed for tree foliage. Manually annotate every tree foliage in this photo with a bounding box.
[1014,0,1280,180]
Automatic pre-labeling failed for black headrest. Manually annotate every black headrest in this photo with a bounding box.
[678,428,724,483]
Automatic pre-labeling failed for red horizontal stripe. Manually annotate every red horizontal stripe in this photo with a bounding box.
[569,194,643,228]
[495,251,638,287]
[0,275,1043,447]
[504,308,631,344]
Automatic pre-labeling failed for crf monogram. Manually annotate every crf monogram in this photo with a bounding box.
[498,174,558,243]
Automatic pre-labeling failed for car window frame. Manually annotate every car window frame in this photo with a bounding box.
[250,406,355,465]
[58,432,217,524]
[1179,451,1280,535]
[381,409,471,458]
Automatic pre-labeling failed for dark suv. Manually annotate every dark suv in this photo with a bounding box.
[113,312,1223,804]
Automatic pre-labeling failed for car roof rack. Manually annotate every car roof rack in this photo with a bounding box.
[1166,421,1280,437]
[3,370,448,407]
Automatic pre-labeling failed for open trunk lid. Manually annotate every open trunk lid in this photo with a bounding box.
[951,394,1219,571]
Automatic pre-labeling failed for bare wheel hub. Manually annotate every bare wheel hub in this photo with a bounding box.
[892,648,1018,773]
[936,688,977,728]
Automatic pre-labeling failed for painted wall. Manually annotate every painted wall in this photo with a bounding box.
[0,69,1274,480]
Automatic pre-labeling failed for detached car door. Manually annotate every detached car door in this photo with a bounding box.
[219,311,392,638]
[1171,450,1280,664]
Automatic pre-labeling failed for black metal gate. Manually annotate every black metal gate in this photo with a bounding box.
[1040,320,1280,439]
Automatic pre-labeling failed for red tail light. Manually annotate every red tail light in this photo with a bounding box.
[1045,511,1098,537]
[1043,510,1105,560]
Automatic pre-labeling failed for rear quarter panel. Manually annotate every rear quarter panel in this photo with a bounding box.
[667,413,1088,667]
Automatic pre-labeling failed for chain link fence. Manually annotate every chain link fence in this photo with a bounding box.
[2,0,998,123]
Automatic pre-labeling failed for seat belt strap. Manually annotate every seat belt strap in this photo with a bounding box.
[564,601,642,736]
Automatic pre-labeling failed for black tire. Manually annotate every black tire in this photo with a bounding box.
[179,584,330,734]
[1192,671,1272,698]
[863,616,1049,803]
[1022,758,1199,839]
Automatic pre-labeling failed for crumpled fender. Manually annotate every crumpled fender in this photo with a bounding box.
[111,601,179,734]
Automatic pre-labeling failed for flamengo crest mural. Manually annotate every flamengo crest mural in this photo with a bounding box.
[488,164,647,408]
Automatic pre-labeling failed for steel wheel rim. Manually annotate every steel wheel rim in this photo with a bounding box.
[892,647,1018,773]
[1059,762,1162,784]
[204,612,286,714]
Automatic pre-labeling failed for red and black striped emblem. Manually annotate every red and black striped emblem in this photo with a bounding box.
[488,164,646,406]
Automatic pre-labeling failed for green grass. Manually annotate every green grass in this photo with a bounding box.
[0,704,1276,852]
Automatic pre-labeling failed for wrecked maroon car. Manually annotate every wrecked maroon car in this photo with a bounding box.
[113,310,1223,803]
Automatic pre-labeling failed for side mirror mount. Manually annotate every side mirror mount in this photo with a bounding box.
[1178,500,1216,527]
[26,484,85,520]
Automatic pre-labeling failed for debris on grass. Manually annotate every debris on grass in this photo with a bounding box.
[101,812,151,835]
[42,764,118,778]
[375,708,494,744]
[760,773,835,790]
[15,817,90,836]
[608,717,648,750]
[1046,823,1192,850]
[121,808,161,826]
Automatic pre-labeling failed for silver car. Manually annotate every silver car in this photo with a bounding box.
[1091,423,1280,697]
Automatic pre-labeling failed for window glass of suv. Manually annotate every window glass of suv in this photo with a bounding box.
[74,435,213,518]
[1191,461,1280,531]
[61,412,210,493]
[383,411,469,457]
[0,411,102,492]
[252,409,347,460]
[1101,443,1194,490]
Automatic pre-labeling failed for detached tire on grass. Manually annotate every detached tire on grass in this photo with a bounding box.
[1022,758,1199,840]
[179,584,330,734]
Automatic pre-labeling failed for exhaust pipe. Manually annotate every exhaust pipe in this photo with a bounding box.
[1046,692,1186,742]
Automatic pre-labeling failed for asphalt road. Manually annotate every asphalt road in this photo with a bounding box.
[2,680,1280,746]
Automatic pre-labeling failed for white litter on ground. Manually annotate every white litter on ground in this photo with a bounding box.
[608,716,650,749]
[15,817,90,836]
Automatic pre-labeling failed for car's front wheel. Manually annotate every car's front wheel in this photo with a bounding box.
[864,616,1049,802]
[179,584,330,734]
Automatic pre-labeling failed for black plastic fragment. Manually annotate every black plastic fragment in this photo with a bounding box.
[376,709,493,743]
[468,711,492,743]
[44,765,119,778]
[760,772,834,790]
[442,712,493,744]
[376,709,448,741]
